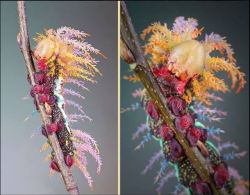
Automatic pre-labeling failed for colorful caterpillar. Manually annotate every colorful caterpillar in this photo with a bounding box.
[122,17,249,194]
[28,27,103,189]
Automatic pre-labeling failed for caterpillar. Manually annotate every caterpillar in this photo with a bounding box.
[28,27,103,189]
[122,17,249,194]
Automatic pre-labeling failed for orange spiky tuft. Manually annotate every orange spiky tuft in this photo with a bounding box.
[123,74,140,83]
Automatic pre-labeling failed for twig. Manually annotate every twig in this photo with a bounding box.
[17,1,79,194]
[120,1,148,68]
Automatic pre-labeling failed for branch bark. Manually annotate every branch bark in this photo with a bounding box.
[120,2,221,194]
[17,1,79,194]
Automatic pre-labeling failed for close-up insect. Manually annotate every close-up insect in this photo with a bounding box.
[31,26,103,189]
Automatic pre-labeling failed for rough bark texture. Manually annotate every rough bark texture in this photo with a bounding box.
[17,1,79,194]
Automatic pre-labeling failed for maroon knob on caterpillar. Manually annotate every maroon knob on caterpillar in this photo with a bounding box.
[34,72,47,84]
[38,94,48,104]
[43,86,51,95]
[47,123,58,134]
[146,100,159,121]
[50,160,60,172]
[191,181,212,195]
[37,59,48,71]
[47,96,57,105]
[64,155,74,167]
[187,127,202,147]
[213,164,230,188]
[159,124,174,141]
[33,85,43,94]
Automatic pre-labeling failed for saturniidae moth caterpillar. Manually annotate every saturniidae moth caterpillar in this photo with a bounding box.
[121,14,249,195]
[26,27,104,189]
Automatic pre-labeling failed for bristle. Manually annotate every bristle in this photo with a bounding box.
[132,123,149,140]
[64,88,86,100]
[142,150,164,175]
[74,157,94,189]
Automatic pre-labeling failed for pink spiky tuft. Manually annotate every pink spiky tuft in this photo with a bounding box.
[66,78,89,91]
[64,88,86,100]
[65,99,86,115]
[74,157,94,189]
[72,130,102,174]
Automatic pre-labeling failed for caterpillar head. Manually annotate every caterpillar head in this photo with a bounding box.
[168,40,206,80]
[34,37,58,61]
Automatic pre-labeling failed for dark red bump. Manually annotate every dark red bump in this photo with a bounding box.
[64,155,74,167]
[47,123,58,134]
[38,94,48,104]
[50,160,60,172]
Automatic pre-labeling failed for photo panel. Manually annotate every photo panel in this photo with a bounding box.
[1,1,117,194]
[120,1,249,194]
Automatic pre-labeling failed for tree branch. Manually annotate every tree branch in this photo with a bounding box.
[17,1,79,194]
[120,1,172,123]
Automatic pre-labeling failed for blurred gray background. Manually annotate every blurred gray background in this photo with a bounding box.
[121,1,249,194]
[1,1,117,194]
